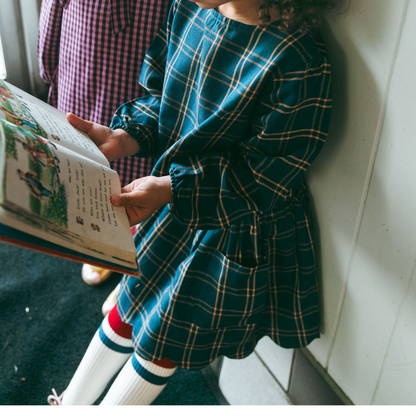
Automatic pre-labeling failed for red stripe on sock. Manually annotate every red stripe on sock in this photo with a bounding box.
[153,357,177,369]
[108,305,175,368]
[108,305,133,339]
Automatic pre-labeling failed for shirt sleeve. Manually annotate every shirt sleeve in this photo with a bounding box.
[37,0,65,85]
[169,55,332,230]
[109,6,175,157]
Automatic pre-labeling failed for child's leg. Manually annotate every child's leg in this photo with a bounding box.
[99,354,176,405]
[61,306,134,405]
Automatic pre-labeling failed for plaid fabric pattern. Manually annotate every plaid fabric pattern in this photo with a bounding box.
[114,0,332,369]
[37,0,171,186]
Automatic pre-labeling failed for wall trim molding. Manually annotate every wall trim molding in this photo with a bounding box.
[0,0,47,97]
[289,349,353,405]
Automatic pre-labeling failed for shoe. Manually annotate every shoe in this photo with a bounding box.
[47,388,64,405]
[102,283,120,316]
[81,264,113,286]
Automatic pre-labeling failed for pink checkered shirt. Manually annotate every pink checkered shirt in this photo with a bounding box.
[38,0,171,186]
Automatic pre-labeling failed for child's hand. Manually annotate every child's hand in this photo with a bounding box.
[111,175,173,226]
[66,113,140,162]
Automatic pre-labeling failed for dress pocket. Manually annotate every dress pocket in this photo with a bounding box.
[177,247,269,329]
[109,0,131,34]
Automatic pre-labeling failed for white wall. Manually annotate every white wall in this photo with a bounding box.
[306,0,416,405]
[0,0,47,96]
[220,0,416,406]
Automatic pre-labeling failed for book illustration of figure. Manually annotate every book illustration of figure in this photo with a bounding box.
[0,91,37,125]
[0,84,26,103]
[35,136,58,149]
[1,93,31,113]
[0,85,14,100]
[76,216,84,225]
[17,169,52,201]
[91,224,100,232]
[21,135,60,173]
[51,134,61,141]
[0,103,38,129]
[0,83,46,137]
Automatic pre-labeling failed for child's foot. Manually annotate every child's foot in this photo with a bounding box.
[81,264,113,286]
[47,388,64,405]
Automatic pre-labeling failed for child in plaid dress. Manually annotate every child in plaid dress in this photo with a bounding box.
[48,0,333,405]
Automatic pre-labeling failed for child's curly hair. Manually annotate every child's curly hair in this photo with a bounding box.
[258,0,336,32]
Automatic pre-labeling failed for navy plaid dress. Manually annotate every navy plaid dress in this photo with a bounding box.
[110,0,332,369]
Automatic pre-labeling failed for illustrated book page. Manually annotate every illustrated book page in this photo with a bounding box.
[0,79,109,166]
[0,113,138,275]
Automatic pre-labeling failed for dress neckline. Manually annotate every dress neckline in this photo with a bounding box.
[206,8,261,31]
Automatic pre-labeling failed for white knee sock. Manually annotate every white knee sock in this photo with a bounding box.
[100,353,176,405]
[61,314,133,405]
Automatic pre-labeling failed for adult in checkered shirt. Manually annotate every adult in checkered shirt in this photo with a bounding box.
[47,0,337,406]
[37,0,171,287]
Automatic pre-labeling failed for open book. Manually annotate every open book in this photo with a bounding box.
[0,80,139,276]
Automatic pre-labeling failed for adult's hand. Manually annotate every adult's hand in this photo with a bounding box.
[112,175,173,226]
[66,113,140,162]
